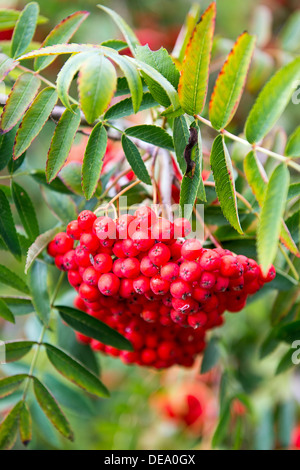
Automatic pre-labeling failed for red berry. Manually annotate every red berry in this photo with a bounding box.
[122,238,140,257]
[259,265,276,283]
[188,312,207,329]
[157,341,177,360]
[141,309,158,323]
[131,230,154,252]
[68,270,82,288]
[116,214,135,239]
[78,210,97,231]
[62,250,77,270]
[192,286,211,303]
[134,206,157,229]
[161,262,179,282]
[170,239,185,261]
[112,241,125,258]
[173,218,191,238]
[170,279,192,299]
[66,220,81,240]
[141,349,157,364]
[220,255,243,278]
[47,240,57,257]
[199,271,216,289]
[140,256,159,277]
[181,238,203,260]
[150,275,170,295]
[93,253,113,273]
[179,261,202,282]
[199,249,220,271]
[80,232,100,252]
[148,243,171,266]
[151,218,174,244]
[98,273,120,296]
[229,276,244,291]
[79,283,100,302]
[172,297,198,314]
[93,216,116,240]
[75,246,92,267]
[53,232,73,254]
[82,267,100,286]
[214,276,229,292]
[121,257,140,279]
[119,279,135,298]
[55,255,66,270]
[133,275,150,294]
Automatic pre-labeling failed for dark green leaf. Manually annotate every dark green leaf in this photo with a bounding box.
[101,39,127,51]
[0,126,17,171]
[4,340,36,362]
[11,181,39,241]
[19,401,32,446]
[212,399,232,448]
[125,124,174,150]
[0,188,22,259]
[105,93,157,121]
[0,401,23,450]
[42,186,77,224]
[0,298,15,323]
[276,349,294,375]
[0,264,28,293]
[173,115,189,174]
[201,337,221,373]
[30,169,73,194]
[0,374,28,398]
[28,261,51,325]
[82,123,107,200]
[285,126,300,157]
[121,134,151,185]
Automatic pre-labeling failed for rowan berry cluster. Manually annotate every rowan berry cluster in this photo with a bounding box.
[47,208,275,369]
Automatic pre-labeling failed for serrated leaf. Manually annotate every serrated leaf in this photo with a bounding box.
[0,188,22,259]
[105,93,156,121]
[135,45,180,108]
[280,221,300,258]
[121,135,151,185]
[0,401,23,450]
[201,337,220,373]
[97,4,140,56]
[78,53,117,124]
[245,57,300,143]
[19,402,32,446]
[42,186,77,223]
[58,162,83,196]
[25,226,62,274]
[257,164,289,274]
[173,115,189,174]
[209,32,255,130]
[285,126,300,157]
[11,2,39,58]
[0,126,17,171]
[46,105,81,183]
[13,87,58,159]
[30,169,73,194]
[0,298,15,323]
[34,11,89,71]
[45,344,109,398]
[210,135,242,234]
[33,377,74,441]
[0,264,29,293]
[101,39,127,51]
[0,73,41,133]
[178,3,216,116]
[18,43,103,61]
[4,340,36,362]
[125,124,174,150]
[11,182,39,241]
[82,123,107,200]
[56,306,133,351]
[28,261,51,325]
[0,374,28,399]
[0,53,16,82]
[172,4,201,63]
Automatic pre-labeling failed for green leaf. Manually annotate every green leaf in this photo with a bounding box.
[107,54,143,114]
[285,126,300,157]
[59,162,83,196]
[245,57,300,143]
[104,93,157,121]
[46,105,81,182]
[0,73,41,133]
[11,2,39,58]
[101,39,127,51]
[125,124,174,150]
[18,43,102,61]
[11,182,39,241]
[0,188,22,259]
[56,51,95,111]
[0,298,15,323]
[201,337,221,373]
[28,261,51,325]
[209,32,255,130]
[243,150,267,206]
[0,53,16,82]
[276,349,294,375]
[30,169,73,194]
[210,135,243,234]
[287,182,300,201]
[19,402,32,446]
[45,344,109,398]
[34,11,89,71]
[0,126,17,171]
[173,115,189,174]
[25,226,62,274]
[0,9,47,32]
[121,135,151,185]
[212,399,232,448]
[78,53,117,124]
[33,377,74,441]
[4,340,36,362]
[1,296,33,316]
[0,374,28,399]
[135,45,180,108]
[172,4,201,63]
[56,305,133,351]
[257,164,289,274]
[178,3,216,116]
[0,401,23,450]
[280,10,300,53]
[97,4,140,56]
[13,87,58,159]
[42,187,77,224]
[82,123,107,200]
[276,320,300,344]
[0,264,29,293]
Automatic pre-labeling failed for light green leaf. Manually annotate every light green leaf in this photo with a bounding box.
[209,32,255,130]
[11,181,39,241]
[46,105,81,182]
[45,344,109,398]
[28,261,51,325]
[59,162,83,195]
[243,150,267,206]
[257,164,289,273]
[121,134,151,185]
[245,57,300,143]
[42,186,77,223]
[172,4,201,63]
[34,11,89,71]
[18,43,103,61]
[0,73,41,133]
[0,53,16,82]
[78,53,117,124]
[0,298,15,323]
[287,182,300,201]
[30,170,73,194]
[0,188,22,259]
[0,9,47,32]
[33,377,74,441]
[210,135,243,234]
[4,340,36,362]
[105,93,157,121]
[280,11,300,53]
[0,264,29,293]
[285,126,300,157]
[0,374,28,399]
[125,124,174,150]
[11,2,39,58]
[25,226,62,274]
[56,305,133,351]
[178,3,216,115]
[13,87,58,159]
[97,4,140,56]
[101,39,127,51]
[82,123,107,200]
[19,402,32,446]
[0,401,23,450]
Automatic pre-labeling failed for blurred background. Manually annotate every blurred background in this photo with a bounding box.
[0,0,300,450]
